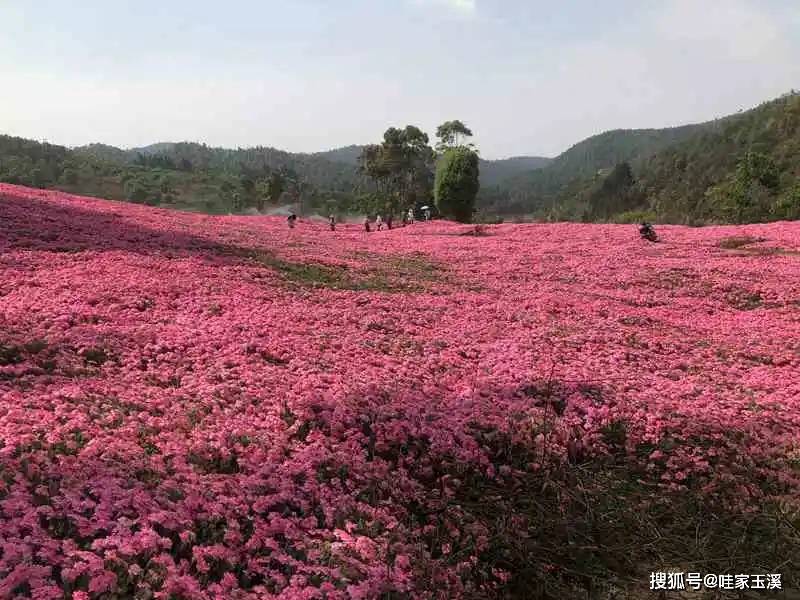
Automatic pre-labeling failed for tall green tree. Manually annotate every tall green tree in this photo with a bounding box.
[435,147,480,223]
[359,125,434,218]
[435,120,474,152]
[434,120,479,222]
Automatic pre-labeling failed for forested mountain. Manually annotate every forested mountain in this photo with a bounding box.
[479,156,552,187]
[312,145,364,166]
[484,122,713,215]
[634,92,800,223]
[482,91,800,223]
[74,141,361,192]
[73,143,131,164]
[0,136,362,214]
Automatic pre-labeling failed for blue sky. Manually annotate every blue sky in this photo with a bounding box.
[1,0,798,158]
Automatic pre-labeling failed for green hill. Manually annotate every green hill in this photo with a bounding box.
[0,136,362,214]
[479,155,552,187]
[74,141,361,193]
[634,92,800,223]
[488,91,800,224]
[486,122,713,216]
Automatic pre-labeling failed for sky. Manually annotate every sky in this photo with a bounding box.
[1,0,798,159]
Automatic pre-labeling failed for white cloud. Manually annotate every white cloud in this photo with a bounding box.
[416,0,476,17]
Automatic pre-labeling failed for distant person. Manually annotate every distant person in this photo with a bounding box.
[329,214,335,231]
[376,215,384,231]
[386,215,393,230]
[408,208,415,224]
[287,213,297,229]
[639,221,657,242]
[424,208,431,222]
[364,216,371,233]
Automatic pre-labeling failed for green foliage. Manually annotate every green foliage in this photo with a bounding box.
[135,152,176,170]
[0,135,366,215]
[0,136,69,188]
[358,125,434,217]
[123,177,150,204]
[485,91,800,224]
[488,123,707,216]
[612,209,658,224]
[696,151,782,223]
[738,150,780,190]
[4,91,797,224]
[266,172,285,206]
[581,162,643,221]
[478,156,551,188]
[60,167,78,185]
[435,120,473,152]
[771,183,800,220]
[637,93,799,224]
[435,147,480,223]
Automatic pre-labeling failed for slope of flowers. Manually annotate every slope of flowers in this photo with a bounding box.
[1,184,800,598]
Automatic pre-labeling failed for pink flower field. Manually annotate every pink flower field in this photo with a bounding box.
[1,183,799,599]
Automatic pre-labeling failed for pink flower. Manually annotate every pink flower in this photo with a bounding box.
[2,183,799,598]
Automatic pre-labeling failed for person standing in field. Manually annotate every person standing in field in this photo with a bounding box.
[364,216,371,233]
[408,208,415,224]
[376,215,384,231]
[386,214,393,230]
[329,214,335,231]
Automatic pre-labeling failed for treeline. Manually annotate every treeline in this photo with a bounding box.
[111,142,361,193]
[0,136,73,188]
[3,91,798,223]
[485,91,800,224]
[0,136,361,215]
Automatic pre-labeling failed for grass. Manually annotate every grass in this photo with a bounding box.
[219,244,453,292]
[459,224,493,237]
[385,377,800,598]
[0,343,24,366]
[726,288,764,310]
[432,436,800,599]
[717,236,800,260]
[717,236,766,249]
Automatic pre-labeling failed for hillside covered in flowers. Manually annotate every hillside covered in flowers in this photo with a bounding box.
[1,184,799,599]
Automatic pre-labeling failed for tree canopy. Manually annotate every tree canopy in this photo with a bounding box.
[435,147,480,223]
[358,125,434,218]
[435,120,474,152]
